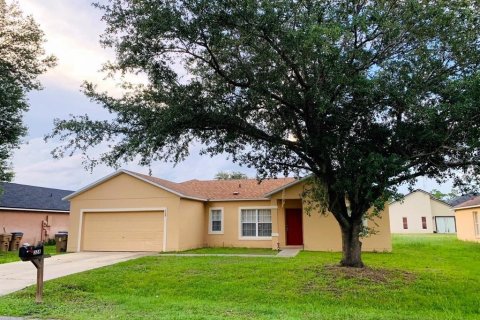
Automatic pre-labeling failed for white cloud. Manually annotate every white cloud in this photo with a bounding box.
[13,0,146,95]
[5,1,253,191]
[11,138,255,190]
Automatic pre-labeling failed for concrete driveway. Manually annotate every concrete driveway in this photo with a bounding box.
[0,252,151,296]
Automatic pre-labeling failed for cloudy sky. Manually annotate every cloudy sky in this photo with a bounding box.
[9,0,452,194]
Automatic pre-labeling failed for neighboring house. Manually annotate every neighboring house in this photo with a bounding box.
[389,190,455,234]
[0,182,72,244]
[64,170,392,252]
[447,194,479,207]
[454,196,480,243]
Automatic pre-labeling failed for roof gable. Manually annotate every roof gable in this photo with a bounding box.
[63,170,204,201]
[0,182,72,211]
[264,176,310,197]
[64,169,296,201]
[390,189,452,207]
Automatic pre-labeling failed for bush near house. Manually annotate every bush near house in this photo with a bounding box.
[0,235,479,320]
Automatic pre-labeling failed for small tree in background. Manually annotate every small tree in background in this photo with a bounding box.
[430,189,459,201]
[0,0,56,184]
[49,1,480,267]
[215,171,248,180]
[430,189,448,201]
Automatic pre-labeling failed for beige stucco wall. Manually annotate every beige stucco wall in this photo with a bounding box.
[177,199,205,251]
[68,173,391,252]
[204,200,275,248]
[0,210,69,245]
[389,192,434,233]
[67,173,181,252]
[297,206,391,252]
[430,200,455,233]
[289,203,391,252]
[270,182,392,252]
[455,208,480,243]
[430,200,455,218]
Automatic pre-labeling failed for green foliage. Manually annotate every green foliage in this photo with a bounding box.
[214,171,248,180]
[48,0,480,265]
[0,0,56,183]
[45,238,56,246]
[0,235,479,319]
[430,189,448,200]
[0,245,59,264]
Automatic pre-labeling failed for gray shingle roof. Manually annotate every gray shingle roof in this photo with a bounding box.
[446,194,479,207]
[0,182,72,212]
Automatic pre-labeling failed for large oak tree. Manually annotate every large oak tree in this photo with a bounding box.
[0,0,56,183]
[50,0,480,267]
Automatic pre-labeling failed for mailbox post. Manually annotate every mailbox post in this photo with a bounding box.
[19,244,51,303]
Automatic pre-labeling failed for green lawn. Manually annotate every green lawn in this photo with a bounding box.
[0,245,59,264]
[172,247,279,255]
[0,235,479,319]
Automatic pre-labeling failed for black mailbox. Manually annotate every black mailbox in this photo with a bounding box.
[19,244,44,261]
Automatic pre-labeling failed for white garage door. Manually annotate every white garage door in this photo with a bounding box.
[82,211,164,251]
[435,217,456,233]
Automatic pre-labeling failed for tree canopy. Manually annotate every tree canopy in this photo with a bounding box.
[215,171,249,180]
[50,0,480,267]
[0,0,56,183]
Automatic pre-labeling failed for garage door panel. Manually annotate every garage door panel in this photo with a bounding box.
[82,211,164,251]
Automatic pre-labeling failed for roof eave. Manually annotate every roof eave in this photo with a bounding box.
[389,189,452,207]
[0,207,69,213]
[63,169,208,202]
[207,198,270,202]
[263,176,308,198]
[454,204,480,211]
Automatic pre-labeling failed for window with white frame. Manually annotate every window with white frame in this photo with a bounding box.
[474,211,479,237]
[240,209,272,238]
[209,208,223,234]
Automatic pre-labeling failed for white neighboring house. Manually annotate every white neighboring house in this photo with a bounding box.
[389,190,455,234]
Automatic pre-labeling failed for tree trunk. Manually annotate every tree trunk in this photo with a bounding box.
[340,223,364,268]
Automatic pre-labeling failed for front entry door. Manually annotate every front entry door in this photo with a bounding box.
[286,209,303,245]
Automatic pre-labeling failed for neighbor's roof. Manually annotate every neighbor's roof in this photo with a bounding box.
[447,194,479,207]
[454,195,480,210]
[64,169,297,201]
[0,182,72,212]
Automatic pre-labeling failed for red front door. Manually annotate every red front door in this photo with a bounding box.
[286,209,303,245]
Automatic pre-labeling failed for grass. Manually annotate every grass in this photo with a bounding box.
[0,235,479,319]
[171,247,279,255]
[0,245,59,264]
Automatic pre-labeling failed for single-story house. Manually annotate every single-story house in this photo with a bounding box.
[0,182,72,245]
[454,196,480,243]
[389,190,455,234]
[64,169,391,252]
